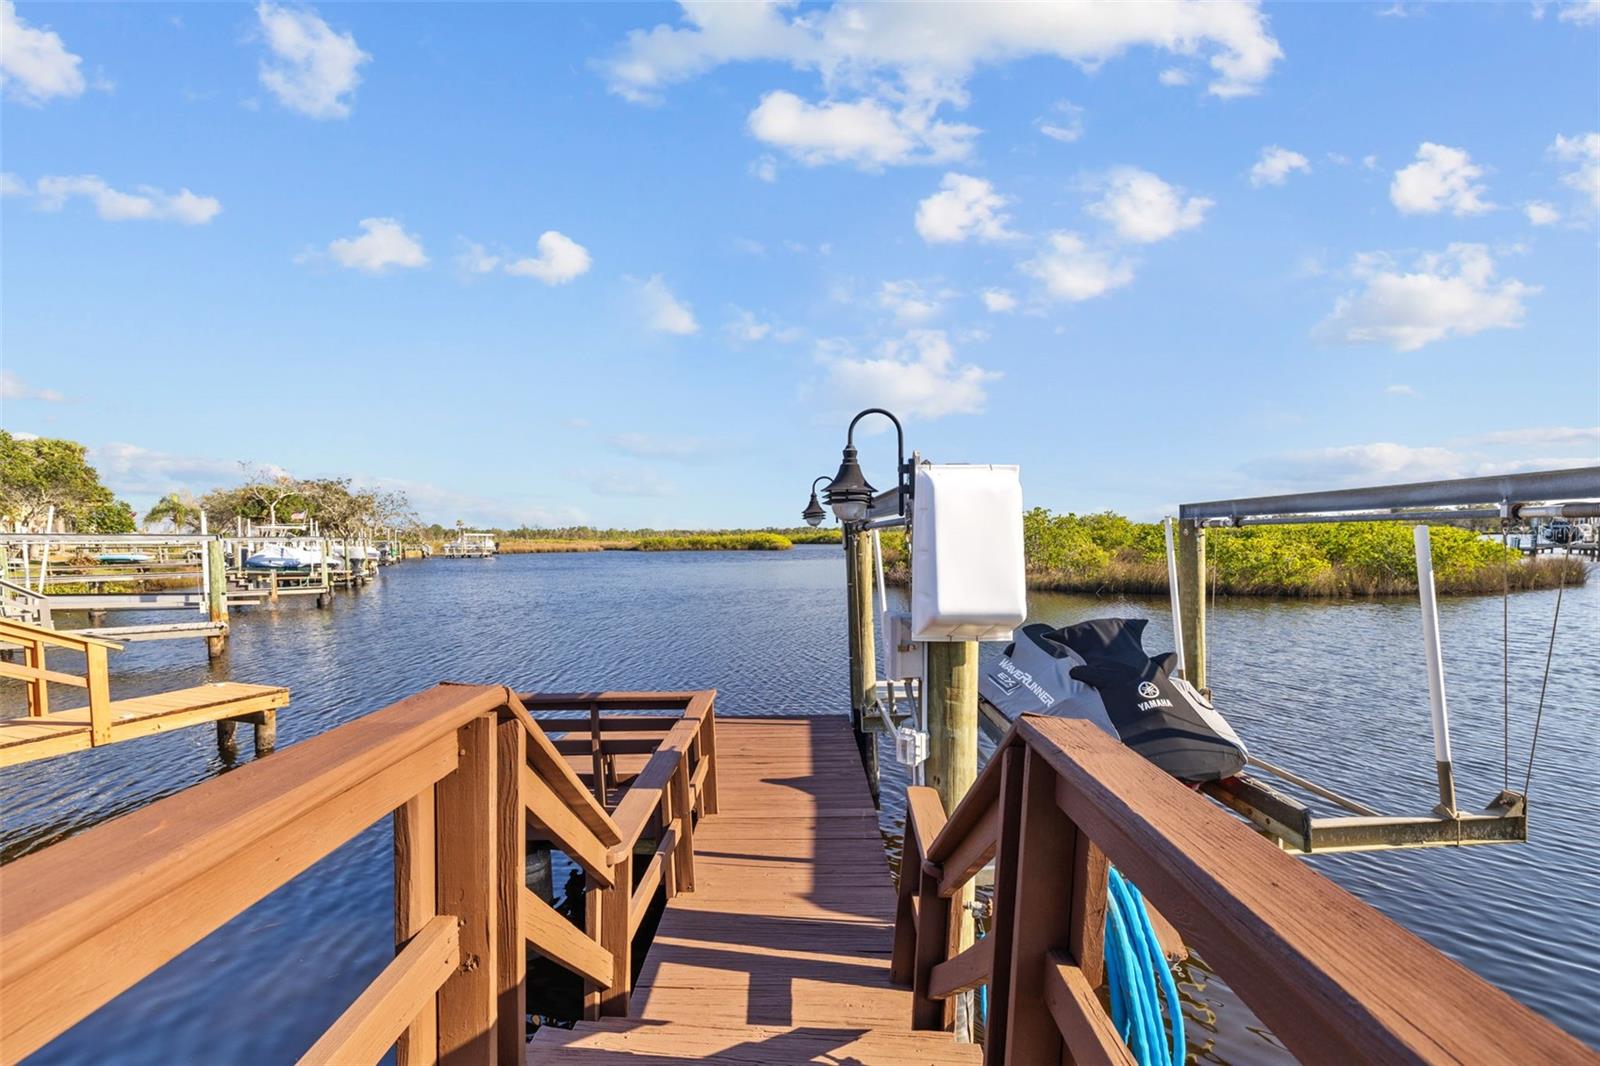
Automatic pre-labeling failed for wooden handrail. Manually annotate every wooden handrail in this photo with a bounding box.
[892,715,1597,1065]
[0,683,720,1065]
[0,616,122,651]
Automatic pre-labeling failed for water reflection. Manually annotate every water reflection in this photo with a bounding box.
[2,547,1594,1062]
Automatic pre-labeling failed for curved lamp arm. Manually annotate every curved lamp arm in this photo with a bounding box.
[845,408,908,519]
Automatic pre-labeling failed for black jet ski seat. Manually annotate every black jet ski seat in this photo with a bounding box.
[980,617,1247,783]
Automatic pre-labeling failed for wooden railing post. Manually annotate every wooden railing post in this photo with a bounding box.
[396,789,439,1066]
[670,758,695,893]
[435,714,498,1064]
[983,746,1025,1063]
[597,854,632,1017]
[23,637,48,716]
[1176,519,1207,692]
[494,715,527,1064]
[84,643,112,746]
[1002,748,1075,1064]
[698,703,719,815]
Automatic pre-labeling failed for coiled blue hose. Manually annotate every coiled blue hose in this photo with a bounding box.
[1106,866,1185,1065]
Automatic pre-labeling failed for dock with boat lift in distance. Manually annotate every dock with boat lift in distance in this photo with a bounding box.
[1,683,1593,1065]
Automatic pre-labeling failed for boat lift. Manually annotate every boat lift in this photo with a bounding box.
[1175,466,1599,854]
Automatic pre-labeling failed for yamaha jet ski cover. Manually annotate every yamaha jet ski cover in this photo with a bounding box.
[981,618,1247,782]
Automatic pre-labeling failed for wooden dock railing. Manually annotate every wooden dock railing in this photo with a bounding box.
[892,714,1595,1065]
[0,618,120,741]
[0,683,717,1065]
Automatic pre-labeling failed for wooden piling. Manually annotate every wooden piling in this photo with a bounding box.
[924,638,977,1013]
[845,529,881,800]
[205,539,228,660]
[250,709,277,754]
[1175,520,1207,691]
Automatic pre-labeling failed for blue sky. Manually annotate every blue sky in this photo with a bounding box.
[2,1,1597,529]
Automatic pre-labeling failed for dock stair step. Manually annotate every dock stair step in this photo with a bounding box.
[530,1017,983,1064]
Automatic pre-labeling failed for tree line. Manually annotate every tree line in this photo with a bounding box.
[1,431,414,540]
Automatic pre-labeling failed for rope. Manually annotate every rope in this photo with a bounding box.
[1105,866,1184,1066]
[1521,550,1567,799]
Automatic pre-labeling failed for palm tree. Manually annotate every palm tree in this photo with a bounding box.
[145,491,202,532]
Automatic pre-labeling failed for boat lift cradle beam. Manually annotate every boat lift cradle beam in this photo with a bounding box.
[1174,468,1600,854]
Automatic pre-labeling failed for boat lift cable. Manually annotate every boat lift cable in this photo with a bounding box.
[1501,517,1510,792]
[1521,557,1567,800]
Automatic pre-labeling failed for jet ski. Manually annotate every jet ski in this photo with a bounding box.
[980,617,1247,783]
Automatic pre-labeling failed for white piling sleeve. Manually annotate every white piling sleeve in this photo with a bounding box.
[1164,517,1187,679]
[1414,525,1458,811]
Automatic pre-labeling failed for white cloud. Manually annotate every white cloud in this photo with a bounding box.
[0,0,86,105]
[1247,427,1599,489]
[457,240,500,275]
[724,308,774,345]
[1158,67,1191,86]
[820,329,998,419]
[1,371,64,402]
[1472,426,1599,449]
[748,154,779,182]
[89,442,280,500]
[256,2,369,119]
[503,231,592,285]
[1523,201,1561,225]
[878,279,943,323]
[1087,167,1212,243]
[981,289,1018,313]
[747,90,976,168]
[325,218,428,273]
[1551,132,1600,209]
[1036,99,1084,143]
[1023,231,1135,302]
[1315,244,1537,352]
[1384,383,1416,396]
[1557,0,1600,24]
[601,2,1282,106]
[0,172,27,197]
[915,173,1016,243]
[29,175,221,224]
[602,3,1280,170]
[633,275,698,334]
[1389,143,1494,216]
[1250,145,1310,187]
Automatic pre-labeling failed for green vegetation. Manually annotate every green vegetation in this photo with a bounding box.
[0,432,135,533]
[879,508,1586,598]
[635,532,792,552]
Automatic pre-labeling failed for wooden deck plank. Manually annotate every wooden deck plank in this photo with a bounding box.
[531,716,979,1064]
[0,682,289,767]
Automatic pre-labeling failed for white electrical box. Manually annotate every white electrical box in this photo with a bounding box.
[894,726,929,767]
[910,463,1026,642]
[882,609,923,680]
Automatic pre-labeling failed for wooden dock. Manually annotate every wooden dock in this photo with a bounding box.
[534,716,980,1063]
[2,685,1593,1066]
[0,618,287,768]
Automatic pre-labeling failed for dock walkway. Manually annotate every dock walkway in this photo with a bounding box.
[534,716,980,1063]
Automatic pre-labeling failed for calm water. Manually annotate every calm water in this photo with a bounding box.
[3,547,1595,1063]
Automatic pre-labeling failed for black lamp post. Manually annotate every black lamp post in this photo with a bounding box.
[801,476,829,528]
[823,408,908,526]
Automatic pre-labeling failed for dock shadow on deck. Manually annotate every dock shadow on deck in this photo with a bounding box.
[532,716,980,1064]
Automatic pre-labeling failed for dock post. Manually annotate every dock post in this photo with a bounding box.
[925,638,978,1035]
[205,539,229,660]
[251,710,277,754]
[845,528,881,802]
[1175,519,1208,692]
[215,719,239,761]
[318,541,331,607]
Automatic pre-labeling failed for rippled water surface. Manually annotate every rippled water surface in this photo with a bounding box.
[3,547,1595,1062]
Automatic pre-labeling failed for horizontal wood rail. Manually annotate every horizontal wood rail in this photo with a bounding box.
[892,715,1597,1065]
[0,683,718,1065]
[0,617,120,738]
